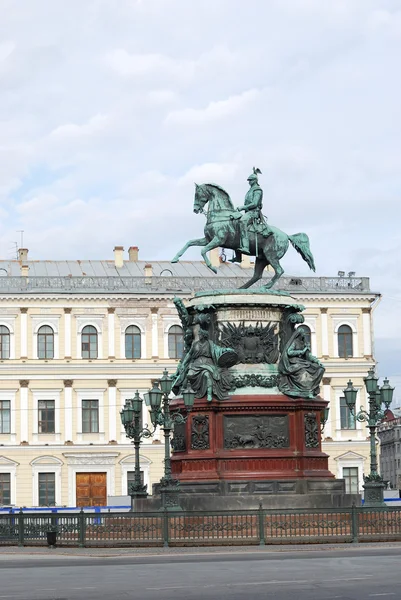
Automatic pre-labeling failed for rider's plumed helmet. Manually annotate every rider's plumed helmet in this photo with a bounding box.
[247,167,262,183]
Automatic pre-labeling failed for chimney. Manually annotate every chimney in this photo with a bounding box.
[128,246,139,262]
[113,246,124,269]
[241,254,251,269]
[210,248,220,269]
[144,263,153,277]
[21,264,29,277]
[18,248,28,262]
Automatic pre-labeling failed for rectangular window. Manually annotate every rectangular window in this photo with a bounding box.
[127,470,144,493]
[343,467,359,494]
[0,473,10,504]
[340,397,356,430]
[82,400,99,433]
[0,400,10,434]
[38,472,55,506]
[38,400,55,434]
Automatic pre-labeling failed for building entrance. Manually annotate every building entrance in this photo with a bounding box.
[76,472,107,506]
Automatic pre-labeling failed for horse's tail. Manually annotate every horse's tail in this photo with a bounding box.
[289,233,316,272]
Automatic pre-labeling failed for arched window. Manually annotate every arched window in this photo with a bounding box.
[168,325,184,359]
[298,324,311,349]
[338,325,353,358]
[125,325,141,359]
[37,325,54,359]
[0,326,10,359]
[82,325,98,359]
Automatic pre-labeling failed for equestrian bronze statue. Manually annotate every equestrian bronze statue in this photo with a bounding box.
[172,168,316,289]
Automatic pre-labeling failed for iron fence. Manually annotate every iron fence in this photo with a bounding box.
[0,506,400,547]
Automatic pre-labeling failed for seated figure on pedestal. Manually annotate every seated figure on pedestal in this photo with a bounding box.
[278,328,324,399]
[172,328,237,402]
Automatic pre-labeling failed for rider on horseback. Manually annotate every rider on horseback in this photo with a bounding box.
[236,167,270,255]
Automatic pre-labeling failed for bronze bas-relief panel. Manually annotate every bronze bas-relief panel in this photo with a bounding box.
[219,321,279,364]
[224,414,289,449]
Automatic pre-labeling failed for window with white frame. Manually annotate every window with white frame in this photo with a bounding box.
[37,325,54,359]
[168,325,184,359]
[120,454,151,496]
[127,470,144,493]
[0,326,10,359]
[38,472,56,506]
[0,400,10,434]
[338,325,353,358]
[340,396,356,430]
[0,473,10,504]
[343,467,359,494]
[81,325,98,359]
[31,456,62,506]
[125,325,141,359]
[38,400,55,434]
[82,399,99,433]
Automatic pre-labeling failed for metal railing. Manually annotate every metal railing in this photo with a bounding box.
[1,505,400,547]
[0,275,371,294]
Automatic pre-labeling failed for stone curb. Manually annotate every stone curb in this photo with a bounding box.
[0,541,401,559]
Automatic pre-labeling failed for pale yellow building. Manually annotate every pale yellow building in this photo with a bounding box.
[0,247,380,506]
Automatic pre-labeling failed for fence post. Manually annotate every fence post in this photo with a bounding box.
[18,508,24,547]
[78,508,86,548]
[258,504,265,546]
[351,503,358,543]
[163,508,169,548]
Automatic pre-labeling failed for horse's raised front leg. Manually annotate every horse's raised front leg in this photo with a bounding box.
[172,237,209,263]
[201,236,222,274]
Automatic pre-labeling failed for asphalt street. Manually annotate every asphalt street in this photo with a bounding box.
[0,546,400,600]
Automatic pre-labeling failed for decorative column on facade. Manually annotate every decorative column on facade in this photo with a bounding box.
[362,308,372,357]
[108,308,115,358]
[151,308,159,358]
[320,308,329,358]
[20,308,28,359]
[108,379,117,441]
[64,308,72,358]
[19,380,29,442]
[322,377,332,438]
[64,380,73,441]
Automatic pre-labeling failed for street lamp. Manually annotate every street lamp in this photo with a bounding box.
[320,406,330,433]
[344,367,394,507]
[120,391,154,511]
[147,370,195,510]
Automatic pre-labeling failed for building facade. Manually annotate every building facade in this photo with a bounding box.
[0,247,380,507]
[378,411,401,490]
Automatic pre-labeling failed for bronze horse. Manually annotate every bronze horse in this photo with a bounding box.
[172,183,316,289]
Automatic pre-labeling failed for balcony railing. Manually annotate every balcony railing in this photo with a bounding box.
[0,276,371,294]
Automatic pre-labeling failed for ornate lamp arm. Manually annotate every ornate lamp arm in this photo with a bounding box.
[354,408,370,424]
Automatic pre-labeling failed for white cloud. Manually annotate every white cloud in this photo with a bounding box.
[179,162,239,186]
[50,114,111,139]
[165,89,261,126]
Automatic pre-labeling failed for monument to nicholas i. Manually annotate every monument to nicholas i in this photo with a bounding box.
[169,168,358,509]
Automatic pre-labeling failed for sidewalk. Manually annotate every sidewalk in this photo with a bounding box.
[1,541,401,559]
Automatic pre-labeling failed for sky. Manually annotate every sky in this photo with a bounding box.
[0,0,400,400]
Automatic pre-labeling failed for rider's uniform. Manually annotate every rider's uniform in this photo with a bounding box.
[238,184,263,254]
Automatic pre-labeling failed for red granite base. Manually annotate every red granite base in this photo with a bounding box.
[170,394,334,482]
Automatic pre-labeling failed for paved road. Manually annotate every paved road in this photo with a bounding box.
[0,546,401,599]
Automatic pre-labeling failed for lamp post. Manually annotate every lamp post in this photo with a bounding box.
[120,391,154,512]
[343,368,394,507]
[145,369,195,510]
